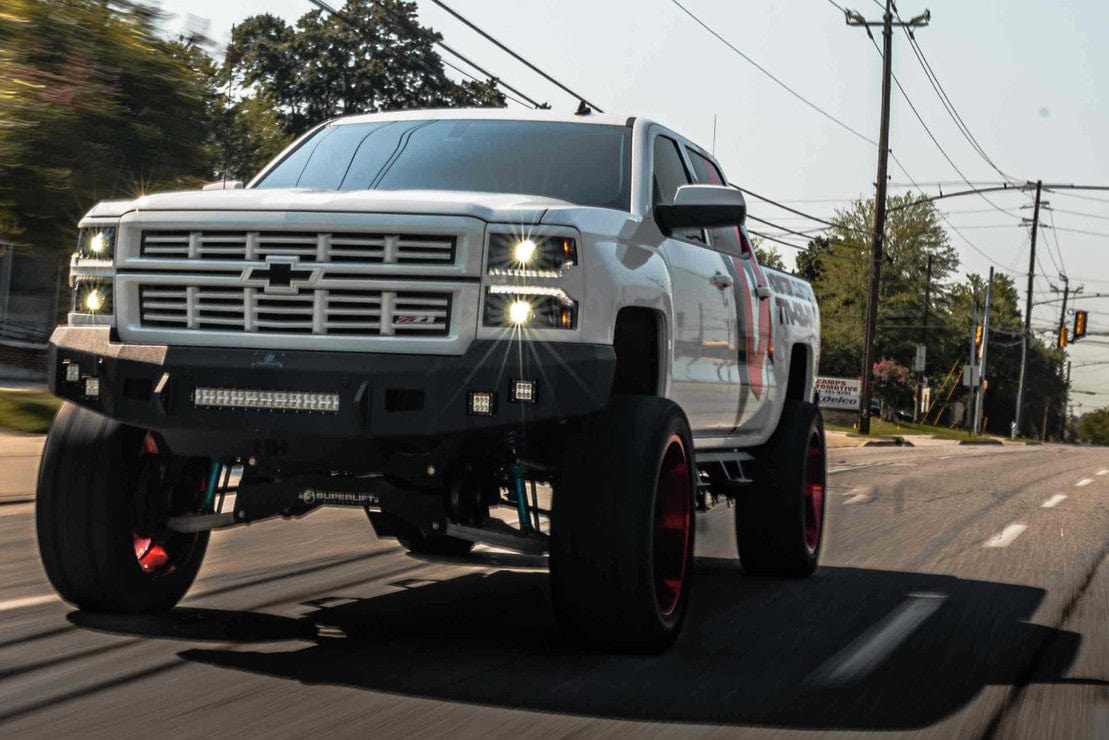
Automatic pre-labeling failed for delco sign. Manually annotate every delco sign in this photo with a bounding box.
[816,376,861,410]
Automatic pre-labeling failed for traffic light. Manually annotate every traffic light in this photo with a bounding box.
[1073,310,1088,340]
[1057,325,1068,349]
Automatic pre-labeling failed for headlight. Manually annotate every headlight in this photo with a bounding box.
[483,286,576,329]
[72,279,112,316]
[487,233,577,277]
[77,227,116,260]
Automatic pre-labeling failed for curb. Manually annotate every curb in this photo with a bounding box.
[0,498,34,507]
[858,436,915,447]
[958,439,1004,446]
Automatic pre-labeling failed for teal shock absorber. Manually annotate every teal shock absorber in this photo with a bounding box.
[507,462,530,533]
[203,459,222,513]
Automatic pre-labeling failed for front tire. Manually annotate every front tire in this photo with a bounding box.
[36,403,210,613]
[550,396,696,652]
[736,400,826,577]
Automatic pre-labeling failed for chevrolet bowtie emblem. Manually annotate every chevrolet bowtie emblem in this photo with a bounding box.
[245,257,316,294]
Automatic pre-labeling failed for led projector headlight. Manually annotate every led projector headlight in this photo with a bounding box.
[483,286,577,329]
[77,227,116,260]
[72,279,112,316]
[486,233,577,278]
[193,387,341,413]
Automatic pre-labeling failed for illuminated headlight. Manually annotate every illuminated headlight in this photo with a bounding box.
[77,227,116,259]
[483,286,576,329]
[193,387,341,414]
[487,233,577,277]
[72,280,112,315]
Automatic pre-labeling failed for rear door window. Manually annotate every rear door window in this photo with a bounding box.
[686,147,745,257]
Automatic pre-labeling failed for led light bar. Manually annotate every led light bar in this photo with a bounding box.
[193,387,340,413]
[487,284,574,304]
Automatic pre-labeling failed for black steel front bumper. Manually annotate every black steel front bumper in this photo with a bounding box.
[48,327,615,440]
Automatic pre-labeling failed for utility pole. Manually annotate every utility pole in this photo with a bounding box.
[1061,360,1072,441]
[1014,179,1043,436]
[969,286,980,430]
[914,253,933,422]
[846,2,931,434]
[973,267,994,434]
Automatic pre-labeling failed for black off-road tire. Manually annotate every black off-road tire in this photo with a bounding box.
[36,403,209,613]
[550,395,696,653]
[736,400,826,577]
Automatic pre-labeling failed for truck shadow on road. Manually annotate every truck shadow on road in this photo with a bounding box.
[71,560,1086,730]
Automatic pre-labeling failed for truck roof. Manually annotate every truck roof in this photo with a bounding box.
[332,107,641,129]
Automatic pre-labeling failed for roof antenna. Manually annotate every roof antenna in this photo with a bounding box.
[575,100,592,116]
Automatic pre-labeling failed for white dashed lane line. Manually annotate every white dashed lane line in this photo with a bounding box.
[845,493,871,504]
[984,523,1028,548]
[1041,494,1067,508]
[0,595,57,613]
[1098,469,1108,476]
[1076,479,1093,487]
[812,592,947,685]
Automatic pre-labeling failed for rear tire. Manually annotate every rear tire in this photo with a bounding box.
[736,400,826,577]
[550,395,696,652]
[36,403,210,613]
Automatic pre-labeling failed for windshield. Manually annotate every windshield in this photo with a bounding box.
[255,119,633,211]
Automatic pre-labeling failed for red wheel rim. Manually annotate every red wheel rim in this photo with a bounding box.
[132,433,199,577]
[803,430,825,552]
[654,435,692,617]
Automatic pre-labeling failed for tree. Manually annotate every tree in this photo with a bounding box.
[226,0,505,138]
[754,243,786,271]
[0,1,216,258]
[809,194,959,377]
[1075,408,1109,446]
[872,357,912,419]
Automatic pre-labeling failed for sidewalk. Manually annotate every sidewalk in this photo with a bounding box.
[0,430,45,504]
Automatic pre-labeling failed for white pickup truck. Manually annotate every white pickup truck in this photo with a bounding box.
[39,109,823,651]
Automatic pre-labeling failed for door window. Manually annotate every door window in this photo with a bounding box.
[686,147,746,257]
[653,136,704,243]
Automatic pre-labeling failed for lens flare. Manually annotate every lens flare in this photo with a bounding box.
[84,289,104,312]
[508,300,532,325]
[513,239,537,265]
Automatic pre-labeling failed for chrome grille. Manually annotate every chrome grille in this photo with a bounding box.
[140,230,456,264]
[139,285,450,337]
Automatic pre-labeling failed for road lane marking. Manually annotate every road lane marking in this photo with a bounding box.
[1098,470,1108,476]
[813,592,946,685]
[1076,479,1093,487]
[984,523,1028,548]
[845,493,871,504]
[1041,495,1067,508]
[0,595,57,613]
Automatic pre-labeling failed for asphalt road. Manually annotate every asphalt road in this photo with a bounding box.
[0,442,1106,738]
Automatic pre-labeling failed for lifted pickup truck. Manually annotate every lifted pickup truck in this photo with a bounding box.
[38,109,823,651]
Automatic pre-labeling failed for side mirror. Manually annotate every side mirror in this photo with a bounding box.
[654,184,746,234]
[202,180,244,191]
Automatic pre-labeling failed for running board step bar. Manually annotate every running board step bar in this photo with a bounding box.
[445,520,549,554]
[696,450,754,486]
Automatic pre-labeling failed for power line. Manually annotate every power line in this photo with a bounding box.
[427,0,602,111]
[669,0,884,151]
[738,187,870,234]
[1051,207,1109,222]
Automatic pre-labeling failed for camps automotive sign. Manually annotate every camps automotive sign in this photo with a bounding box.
[816,376,861,411]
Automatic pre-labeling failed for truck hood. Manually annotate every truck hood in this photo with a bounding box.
[84,188,587,224]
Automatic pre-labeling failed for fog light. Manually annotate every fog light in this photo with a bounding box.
[510,380,537,403]
[65,363,81,383]
[508,300,532,326]
[468,391,495,416]
[84,378,100,397]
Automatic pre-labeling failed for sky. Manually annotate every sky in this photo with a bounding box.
[165,0,1109,413]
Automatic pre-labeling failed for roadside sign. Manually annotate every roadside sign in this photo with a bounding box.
[816,376,861,410]
[913,343,926,372]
